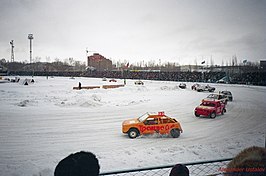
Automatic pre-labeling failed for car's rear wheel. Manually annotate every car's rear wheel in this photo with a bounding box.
[210,112,216,118]
[170,129,180,138]
[128,128,139,139]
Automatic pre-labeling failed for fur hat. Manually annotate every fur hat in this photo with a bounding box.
[54,151,100,176]
[169,164,189,176]
[226,146,266,175]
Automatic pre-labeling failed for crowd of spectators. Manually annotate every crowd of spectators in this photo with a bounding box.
[84,70,266,86]
[7,70,266,86]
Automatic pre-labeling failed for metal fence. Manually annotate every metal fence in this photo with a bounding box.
[100,158,232,176]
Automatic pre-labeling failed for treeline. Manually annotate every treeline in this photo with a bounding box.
[1,60,86,72]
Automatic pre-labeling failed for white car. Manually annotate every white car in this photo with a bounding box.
[202,93,228,104]
[196,85,215,92]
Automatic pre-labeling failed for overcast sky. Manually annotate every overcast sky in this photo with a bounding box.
[0,0,266,65]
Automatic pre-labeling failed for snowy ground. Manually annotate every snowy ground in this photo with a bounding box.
[0,76,265,176]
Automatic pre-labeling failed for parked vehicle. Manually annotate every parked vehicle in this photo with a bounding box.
[122,112,183,138]
[109,79,117,82]
[221,91,233,101]
[194,100,226,118]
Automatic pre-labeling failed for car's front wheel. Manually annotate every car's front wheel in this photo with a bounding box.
[170,129,180,138]
[128,128,139,139]
[195,112,200,117]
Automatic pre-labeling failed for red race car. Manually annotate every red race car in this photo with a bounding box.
[194,100,226,118]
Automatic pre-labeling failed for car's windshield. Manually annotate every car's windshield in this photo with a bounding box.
[138,113,149,122]
[207,94,218,99]
[202,102,215,107]
[222,91,231,95]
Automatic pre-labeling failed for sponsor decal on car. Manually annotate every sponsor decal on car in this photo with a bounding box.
[139,124,175,132]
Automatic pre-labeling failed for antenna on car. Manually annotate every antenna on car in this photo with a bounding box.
[158,112,165,115]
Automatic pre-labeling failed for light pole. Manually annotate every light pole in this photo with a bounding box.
[28,34,33,64]
[10,40,14,62]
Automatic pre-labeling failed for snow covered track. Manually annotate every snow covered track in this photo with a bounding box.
[0,77,265,176]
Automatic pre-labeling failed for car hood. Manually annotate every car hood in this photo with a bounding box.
[122,118,139,125]
[202,98,217,101]
[196,105,215,111]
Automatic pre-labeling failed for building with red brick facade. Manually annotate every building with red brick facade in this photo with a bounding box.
[87,53,112,71]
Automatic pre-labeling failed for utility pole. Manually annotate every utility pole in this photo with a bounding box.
[10,40,14,62]
[28,34,34,76]
[28,34,34,64]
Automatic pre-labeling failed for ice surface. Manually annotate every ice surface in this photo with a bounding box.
[0,76,265,176]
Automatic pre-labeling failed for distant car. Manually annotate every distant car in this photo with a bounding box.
[122,112,183,138]
[109,79,117,82]
[179,83,186,89]
[194,100,226,118]
[221,91,233,101]
[202,93,228,104]
[191,83,200,90]
[195,85,215,92]
[102,77,107,81]
[135,80,144,85]
[216,80,226,84]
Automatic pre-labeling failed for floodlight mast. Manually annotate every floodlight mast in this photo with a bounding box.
[10,40,14,62]
[28,34,34,64]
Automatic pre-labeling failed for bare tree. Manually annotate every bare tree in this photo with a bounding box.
[45,56,51,63]
[33,56,42,63]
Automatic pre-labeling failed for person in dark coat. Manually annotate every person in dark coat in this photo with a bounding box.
[169,164,189,176]
[78,82,82,89]
[54,151,100,176]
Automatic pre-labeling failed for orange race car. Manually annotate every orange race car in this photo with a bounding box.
[122,112,183,139]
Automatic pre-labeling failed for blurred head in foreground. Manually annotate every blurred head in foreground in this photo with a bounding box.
[225,146,266,175]
[54,151,100,176]
[169,164,189,176]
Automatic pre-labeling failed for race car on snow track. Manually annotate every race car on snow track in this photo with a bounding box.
[202,93,229,105]
[122,112,183,138]
[192,84,215,92]
[221,90,233,101]
[194,99,226,118]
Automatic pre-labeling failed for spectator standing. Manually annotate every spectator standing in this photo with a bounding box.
[54,151,100,176]
[169,164,189,176]
[78,82,82,89]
